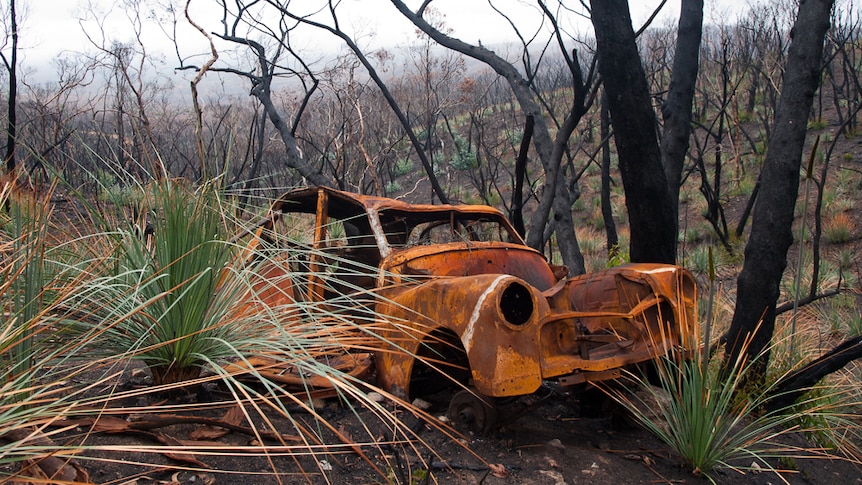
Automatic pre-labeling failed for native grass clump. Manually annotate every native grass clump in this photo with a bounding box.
[67,179,276,385]
[0,182,125,481]
[599,248,862,483]
[0,178,466,482]
[601,341,856,483]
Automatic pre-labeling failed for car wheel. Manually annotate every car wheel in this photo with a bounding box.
[447,389,497,435]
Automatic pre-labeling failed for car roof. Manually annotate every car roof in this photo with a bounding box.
[269,186,527,247]
[271,186,510,218]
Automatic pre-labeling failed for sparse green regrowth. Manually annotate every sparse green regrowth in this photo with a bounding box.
[572,196,587,213]
[682,225,703,245]
[583,160,601,177]
[807,295,859,337]
[577,228,603,256]
[686,245,712,275]
[450,136,479,170]
[793,224,812,244]
[836,247,854,270]
[807,118,828,130]
[385,181,402,194]
[734,174,758,198]
[394,158,414,177]
[836,167,856,187]
[484,190,503,206]
[845,312,862,337]
[606,244,628,268]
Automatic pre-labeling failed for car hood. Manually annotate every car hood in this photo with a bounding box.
[381,241,558,291]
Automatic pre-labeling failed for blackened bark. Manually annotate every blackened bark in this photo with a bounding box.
[3,0,17,173]
[590,0,677,264]
[724,0,835,376]
[251,74,332,188]
[289,14,450,203]
[600,91,619,257]
[661,0,704,227]
[735,174,761,237]
[511,115,534,239]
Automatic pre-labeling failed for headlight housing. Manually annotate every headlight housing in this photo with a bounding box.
[499,280,533,326]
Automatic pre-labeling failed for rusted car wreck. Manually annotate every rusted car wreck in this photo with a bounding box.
[243,186,697,432]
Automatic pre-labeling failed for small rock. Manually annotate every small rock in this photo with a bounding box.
[367,391,385,402]
[538,470,566,484]
[546,438,565,451]
[412,397,432,410]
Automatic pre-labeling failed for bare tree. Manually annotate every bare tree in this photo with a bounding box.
[179,1,331,187]
[390,0,594,275]
[272,1,451,202]
[825,4,862,137]
[17,57,98,189]
[400,8,466,201]
[599,90,618,259]
[660,0,703,227]
[689,23,747,250]
[1,0,18,174]
[81,0,173,179]
[590,0,677,264]
[184,0,218,179]
[724,0,835,378]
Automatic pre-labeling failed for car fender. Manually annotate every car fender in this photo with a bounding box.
[374,273,549,398]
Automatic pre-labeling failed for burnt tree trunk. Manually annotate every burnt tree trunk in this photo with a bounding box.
[206,34,332,188]
[3,0,18,174]
[724,0,835,377]
[600,90,619,258]
[590,0,677,264]
[511,115,534,239]
[661,0,704,226]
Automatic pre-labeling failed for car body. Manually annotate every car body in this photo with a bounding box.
[244,186,698,403]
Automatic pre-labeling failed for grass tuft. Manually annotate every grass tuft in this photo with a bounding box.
[602,341,857,482]
[824,213,855,244]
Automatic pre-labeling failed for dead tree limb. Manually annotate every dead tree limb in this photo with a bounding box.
[763,336,862,413]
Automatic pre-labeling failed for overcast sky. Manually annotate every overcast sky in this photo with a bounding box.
[19,0,749,81]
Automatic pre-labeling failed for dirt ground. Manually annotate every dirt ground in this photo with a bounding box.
[24,372,862,485]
